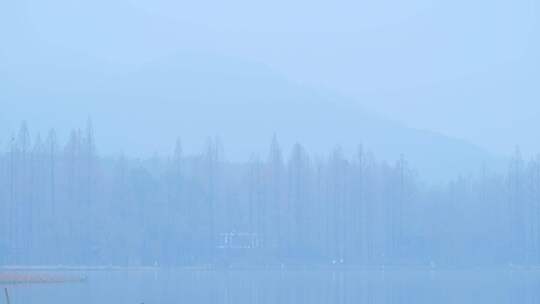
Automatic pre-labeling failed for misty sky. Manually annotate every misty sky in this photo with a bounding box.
[1,0,539,157]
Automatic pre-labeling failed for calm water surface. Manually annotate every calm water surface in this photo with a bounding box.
[3,268,540,304]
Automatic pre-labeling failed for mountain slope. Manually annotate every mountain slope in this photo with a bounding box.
[0,52,497,181]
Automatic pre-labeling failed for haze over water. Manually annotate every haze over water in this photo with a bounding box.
[1,0,540,303]
[3,268,540,304]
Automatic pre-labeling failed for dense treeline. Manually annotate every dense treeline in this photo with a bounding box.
[1,121,540,267]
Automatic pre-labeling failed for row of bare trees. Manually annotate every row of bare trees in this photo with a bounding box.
[0,122,539,266]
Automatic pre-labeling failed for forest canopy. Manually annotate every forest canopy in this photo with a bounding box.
[0,121,538,267]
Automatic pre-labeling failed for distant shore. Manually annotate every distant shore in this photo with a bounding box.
[1,264,539,272]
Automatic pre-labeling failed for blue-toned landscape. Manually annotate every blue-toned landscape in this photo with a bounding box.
[1,0,539,302]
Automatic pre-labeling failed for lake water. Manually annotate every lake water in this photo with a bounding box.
[2,268,540,304]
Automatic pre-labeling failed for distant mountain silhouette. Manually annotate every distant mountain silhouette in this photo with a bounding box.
[0,51,498,182]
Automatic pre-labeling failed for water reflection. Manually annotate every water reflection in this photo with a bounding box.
[4,268,540,304]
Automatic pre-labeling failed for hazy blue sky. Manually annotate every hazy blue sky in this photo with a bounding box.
[1,0,539,157]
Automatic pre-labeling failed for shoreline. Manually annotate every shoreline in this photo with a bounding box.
[1,264,539,272]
